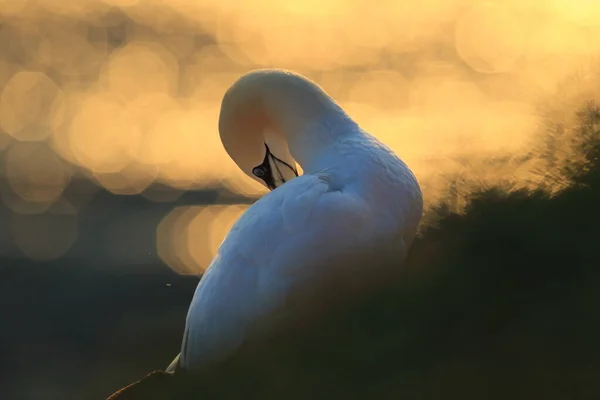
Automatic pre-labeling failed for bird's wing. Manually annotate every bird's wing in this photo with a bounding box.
[179,173,373,371]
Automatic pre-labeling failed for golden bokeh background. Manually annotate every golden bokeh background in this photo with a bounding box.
[1,0,599,273]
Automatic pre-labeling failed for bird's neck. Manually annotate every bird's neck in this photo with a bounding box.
[261,86,359,173]
[288,117,362,174]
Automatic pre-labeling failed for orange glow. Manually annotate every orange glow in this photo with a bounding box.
[157,205,248,274]
[1,0,599,262]
[93,162,157,195]
[102,42,179,101]
[68,92,142,173]
[5,142,71,204]
[0,71,65,141]
[455,3,526,74]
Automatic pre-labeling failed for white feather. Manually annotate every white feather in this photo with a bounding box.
[173,69,423,372]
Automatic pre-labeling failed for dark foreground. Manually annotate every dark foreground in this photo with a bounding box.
[4,107,600,399]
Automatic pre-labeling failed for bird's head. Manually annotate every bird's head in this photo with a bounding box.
[218,71,301,191]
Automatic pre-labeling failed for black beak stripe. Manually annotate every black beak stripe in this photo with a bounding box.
[252,143,298,190]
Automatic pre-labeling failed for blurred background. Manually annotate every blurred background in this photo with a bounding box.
[1,0,600,399]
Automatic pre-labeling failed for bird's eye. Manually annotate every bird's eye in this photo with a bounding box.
[252,166,265,177]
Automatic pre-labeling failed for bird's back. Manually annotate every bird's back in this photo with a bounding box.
[180,129,422,371]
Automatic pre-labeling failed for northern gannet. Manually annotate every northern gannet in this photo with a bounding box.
[169,69,423,373]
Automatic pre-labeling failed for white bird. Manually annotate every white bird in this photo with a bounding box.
[167,69,423,373]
